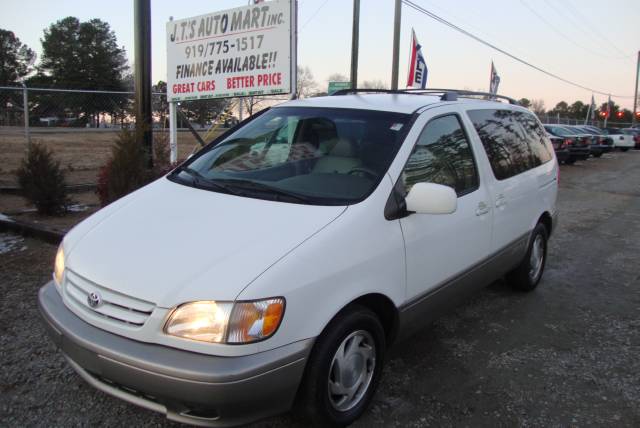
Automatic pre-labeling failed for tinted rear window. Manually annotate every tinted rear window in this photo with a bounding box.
[513,111,553,166]
[467,109,533,180]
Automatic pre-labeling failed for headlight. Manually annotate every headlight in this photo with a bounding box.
[53,245,64,286]
[164,298,285,344]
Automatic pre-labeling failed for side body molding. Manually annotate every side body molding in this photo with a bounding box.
[396,232,529,342]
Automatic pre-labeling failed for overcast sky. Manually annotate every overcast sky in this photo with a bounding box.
[2,0,638,109]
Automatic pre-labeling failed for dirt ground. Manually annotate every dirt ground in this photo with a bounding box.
[0,151,639,427]
[0,127,223,187]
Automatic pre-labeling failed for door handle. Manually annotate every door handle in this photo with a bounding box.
[495,194,507,208]
[475,202,490,216]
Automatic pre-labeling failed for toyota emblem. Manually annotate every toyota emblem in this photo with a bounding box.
[87,291,102,308]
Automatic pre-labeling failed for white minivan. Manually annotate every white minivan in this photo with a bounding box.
[39,90,558,427]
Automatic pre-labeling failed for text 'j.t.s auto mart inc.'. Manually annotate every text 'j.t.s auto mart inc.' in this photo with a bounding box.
[166,0,293,101]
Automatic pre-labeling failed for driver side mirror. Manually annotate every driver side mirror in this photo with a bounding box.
[405,182,457,215]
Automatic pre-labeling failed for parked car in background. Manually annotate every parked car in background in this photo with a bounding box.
[582,125,618,150]
[595,127,633,151]
[38,90,558,427]
[544,124,590,164]
[547,133,570,164]
[619,128,640,150]
[566,125,612,157]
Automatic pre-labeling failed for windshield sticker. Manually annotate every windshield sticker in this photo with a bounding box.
[390,123,404,131]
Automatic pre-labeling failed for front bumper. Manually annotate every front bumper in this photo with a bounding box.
[38,281,313,427]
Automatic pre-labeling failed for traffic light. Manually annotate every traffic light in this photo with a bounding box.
[598,110,608,118]
[616,111,624,119]
[635,111,640,120]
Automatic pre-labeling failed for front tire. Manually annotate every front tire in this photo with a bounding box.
[621,147,630,152]
[507,223,548,292]
[564,157,576,165]
[295,306,386,427]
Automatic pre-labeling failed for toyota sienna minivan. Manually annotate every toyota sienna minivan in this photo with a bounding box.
[39,90,558,427]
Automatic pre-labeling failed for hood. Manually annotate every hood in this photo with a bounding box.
[66,178,346,307]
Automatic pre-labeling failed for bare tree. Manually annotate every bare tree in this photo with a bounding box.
[296,65,318,98]
[361,79,387,89]
[242,96,262,116]
[531,99,546,115]
[327,73,349,83]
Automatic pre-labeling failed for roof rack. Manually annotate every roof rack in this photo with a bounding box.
[330,88,519,105]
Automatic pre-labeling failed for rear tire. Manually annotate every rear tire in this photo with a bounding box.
[564,157,576,165]
[621,147,630,152]
[506,223,548,292]
[295,306,386,427]
[592,152,602,158]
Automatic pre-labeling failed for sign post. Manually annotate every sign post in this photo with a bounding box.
[168,101,178,163]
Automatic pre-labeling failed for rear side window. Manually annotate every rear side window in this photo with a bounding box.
[467,109,533,180]
[513,111,553,166]
[402,114,479,196]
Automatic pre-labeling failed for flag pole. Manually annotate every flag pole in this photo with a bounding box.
[391,0,402,90]
[350,0,360,89]
[584,95,593,125]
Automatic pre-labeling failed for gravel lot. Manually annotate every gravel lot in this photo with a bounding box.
[1,151,639,427]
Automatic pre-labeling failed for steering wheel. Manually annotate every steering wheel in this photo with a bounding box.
[348,167,378,179]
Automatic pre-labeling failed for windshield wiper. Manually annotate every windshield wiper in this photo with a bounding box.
[213,179,315,203]
[176,169,323,204]
[176,166,240,195]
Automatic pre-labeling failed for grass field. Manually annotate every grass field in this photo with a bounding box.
[0,127,223,186]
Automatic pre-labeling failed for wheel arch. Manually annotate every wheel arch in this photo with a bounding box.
[538,211,553,236]
[316,293,400,348]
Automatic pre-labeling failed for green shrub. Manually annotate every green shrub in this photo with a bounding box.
[16,143,69,215]
[96,129,150,206]
[96,129,176,206]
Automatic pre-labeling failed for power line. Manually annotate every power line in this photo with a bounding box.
[401,0,634,99]
[561,0,634,60]
[541,0,630,60]
[301,0,330,30]
[519,0,628,61]
[419,0,533,62]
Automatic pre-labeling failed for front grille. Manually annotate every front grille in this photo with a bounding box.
[64,270,155,326]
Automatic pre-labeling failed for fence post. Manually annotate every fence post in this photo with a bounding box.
[169,101,178,164]
[21,83,30,152]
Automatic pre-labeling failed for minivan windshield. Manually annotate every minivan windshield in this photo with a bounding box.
[171,107,411,205]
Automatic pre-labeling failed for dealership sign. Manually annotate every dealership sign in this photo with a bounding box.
[166,0,293,102]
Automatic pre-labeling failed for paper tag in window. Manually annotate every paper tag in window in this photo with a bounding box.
[390,123,404,131]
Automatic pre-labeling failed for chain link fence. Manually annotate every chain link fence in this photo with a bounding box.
[535,113,634,127]
[0,86,242,186]
[1,86,632,187]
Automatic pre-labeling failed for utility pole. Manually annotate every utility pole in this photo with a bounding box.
[134,0,153,168]
[350,0,360,89]
[391,0,402,90]
[632,50,639,127]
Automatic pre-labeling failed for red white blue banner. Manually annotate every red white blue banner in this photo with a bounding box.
[406,29,427,89]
